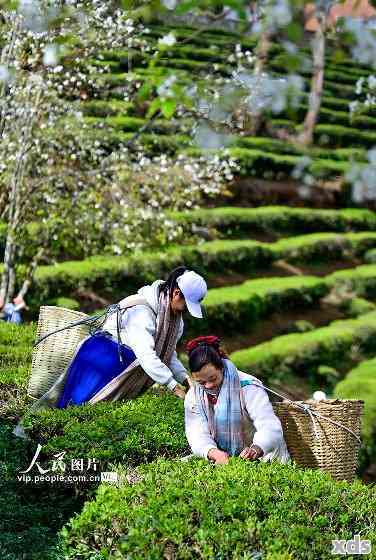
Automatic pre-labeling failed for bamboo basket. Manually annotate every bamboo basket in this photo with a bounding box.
[272,399,364,482]
[27,306,91,399]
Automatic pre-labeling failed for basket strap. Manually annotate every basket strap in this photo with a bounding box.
[247,379,362,445]
[34,310,107,347]
[34,295,153,368]
[113,295,153,365]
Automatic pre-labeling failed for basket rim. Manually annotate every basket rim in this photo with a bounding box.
[273,399,364,405]
[38,305,88,315]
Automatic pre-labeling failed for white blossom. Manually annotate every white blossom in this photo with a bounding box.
[0,65,10,84]
[158,32,176,48]
[43,45,59,67]
[162,0,177,9]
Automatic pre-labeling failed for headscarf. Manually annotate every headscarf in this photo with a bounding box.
[185,335,228,358]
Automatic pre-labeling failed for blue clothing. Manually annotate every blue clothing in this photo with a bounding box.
[56,331,137,408]
[3,303,22,324]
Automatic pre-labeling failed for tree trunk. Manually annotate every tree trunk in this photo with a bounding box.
[247,27,271,135]
[0,81,42,305]
[294,10,326,146]
[0,151,26,305]
[17,247,45,299]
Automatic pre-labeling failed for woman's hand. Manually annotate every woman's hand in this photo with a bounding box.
[172,385,186,400]
[239,444,264,461]
[207,448,229,465]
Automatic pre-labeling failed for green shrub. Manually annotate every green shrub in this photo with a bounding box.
[322,80,359,99]
[292,320,316,333]
[273,232,376,263]
[313,124,376,148]
[320,94,376,116]
[364,248,376,264]
[310,147,367,162]
[340,297,376,318]
[156,57,228,74]
[152,44,227,63]
[0,420,86,560]
[23,389,188,469]
[171,206,376,239]
[97,49,146,69]
[19,243,376,319]
[327,264,376,299]
[309,158,351,177]
[227,147,300,178]
[230,309,376,388]
[0,322,34,382]
[233,135,303,155]
[29,262,327,336]
[26,240,273,312]
[48,297,80,311]
[87,128,191,154]
[191,275,328,336]
[59,458,376,560]
[317,365,340,382]
[334,358,376,463]
[319,107,376,129]
[81,99,134,118]
[0,322,36,416]
[83,115,169,134]
[86,58,121,72]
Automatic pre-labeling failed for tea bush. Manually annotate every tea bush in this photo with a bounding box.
[327,264,376,299]
[59,458,376,560]
[340,297,376,318]
[171,206,376,239]
[23,389,188,470]
[230,310,376,387]
[193,275,328,336]
[364,248,376,264]
[334,357,376,464]
[0,420,86,560]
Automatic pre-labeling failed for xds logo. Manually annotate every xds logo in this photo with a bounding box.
[332,534,372,555]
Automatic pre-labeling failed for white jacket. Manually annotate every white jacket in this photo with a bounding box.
[184,369,287,459]
[101,280,188,391]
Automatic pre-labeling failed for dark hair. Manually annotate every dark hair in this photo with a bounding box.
[159,266,188,299]
[188,344,224,374]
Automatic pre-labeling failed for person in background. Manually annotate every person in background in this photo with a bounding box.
[0,293,27,325]
[184,336,290,465]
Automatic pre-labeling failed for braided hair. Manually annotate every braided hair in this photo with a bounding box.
[186,336,227,373]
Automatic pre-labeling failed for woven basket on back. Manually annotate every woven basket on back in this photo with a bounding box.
[28,306,91,399]
[272,398,364,482]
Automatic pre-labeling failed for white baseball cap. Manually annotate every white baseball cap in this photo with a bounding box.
[177,270,207,318]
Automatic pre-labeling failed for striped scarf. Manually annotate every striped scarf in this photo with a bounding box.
[194,359,246,456]
[86,288,182,403]
[154,289,181,365]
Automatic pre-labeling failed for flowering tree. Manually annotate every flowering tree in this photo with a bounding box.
[0,0,236,306]
[2,0,376,310]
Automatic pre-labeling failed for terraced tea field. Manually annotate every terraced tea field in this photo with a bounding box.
[78,23,376,205]
[1,18,376,560]
[2,205,376,469]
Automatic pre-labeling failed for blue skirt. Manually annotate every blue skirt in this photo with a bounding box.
[56,331,137,408]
